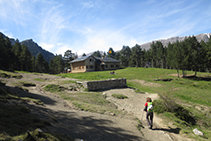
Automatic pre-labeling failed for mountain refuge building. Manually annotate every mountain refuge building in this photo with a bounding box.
[70,55,120,73]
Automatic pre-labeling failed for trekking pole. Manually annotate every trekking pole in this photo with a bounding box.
[141,110,144,121]
[140,110,145,128]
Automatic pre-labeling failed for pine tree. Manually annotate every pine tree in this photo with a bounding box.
[167,41,183,77]
[142,49,150,67]
[199,40,208,72]
[5,37,15,70]
[35,53,49,73]
[19,44,32,71]
[119,46,131,67]
[155,41,164,68]
[107,47,115,58]
[150,42,157,68]
[49,55,64,74]
[181,36,200,76]
[31,56,36,72]
[92,50,101,57]
[63,50,75,69]
[12,40,22,70]
[130,44,142,67]
[0,35,14,70]
[204,37,211,73]
[115,51,121,60]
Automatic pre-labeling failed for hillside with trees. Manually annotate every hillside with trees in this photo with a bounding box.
[0,33,59,73]
[140,33,210,50]
[21,39,55,63]
[114,35,211,77]
[1,31,211,76]
[0,32,78,74]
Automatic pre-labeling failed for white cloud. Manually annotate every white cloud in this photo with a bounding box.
[0,0,210,57]
[160,22,196,39]
[39,4,67,42]
[40,43,55,51]
[0,0,33,25]
[80,27,94,35]
[77,49,87,56]
[40,42,75,56]
[0,29,15,38]
[81,1,94,8]
[54,43,74,56]
[75,28,138,56]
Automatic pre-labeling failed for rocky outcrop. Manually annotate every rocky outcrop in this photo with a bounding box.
[141,33,211,50]
[21,39,54,62]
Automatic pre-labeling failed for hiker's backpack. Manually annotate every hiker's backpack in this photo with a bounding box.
[147,102,153,112]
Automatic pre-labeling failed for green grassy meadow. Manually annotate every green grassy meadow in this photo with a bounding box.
[59,67,211,140]
[59,67,211,107]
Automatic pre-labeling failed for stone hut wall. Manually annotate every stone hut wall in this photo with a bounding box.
[82,78,127,91]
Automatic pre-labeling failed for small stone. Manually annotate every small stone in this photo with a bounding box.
[110,113,116,116]
[37,128,43,133]
[74,139,84,141]
[193,128,204,136]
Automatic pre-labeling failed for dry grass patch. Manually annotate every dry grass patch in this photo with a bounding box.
[60,92,125,115]
[129,79,161,87]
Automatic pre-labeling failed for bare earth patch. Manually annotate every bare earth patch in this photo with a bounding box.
[129,79,161,87]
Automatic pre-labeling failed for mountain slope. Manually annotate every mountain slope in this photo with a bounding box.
[140,33,211,50]
[0,32,16,45]
[0,32,54,62]
[21,39,54,62]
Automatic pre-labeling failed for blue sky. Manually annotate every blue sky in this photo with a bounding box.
[0,0,211,56]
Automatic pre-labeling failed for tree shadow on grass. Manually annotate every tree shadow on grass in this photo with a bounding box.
[9,85,57,105]
[0,85,57,137]
[183,75,211,81]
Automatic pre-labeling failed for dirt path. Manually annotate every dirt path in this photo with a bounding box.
[2,73,193,141]
[104,89,193,141]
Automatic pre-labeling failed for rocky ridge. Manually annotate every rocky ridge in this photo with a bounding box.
[140,33,211,50]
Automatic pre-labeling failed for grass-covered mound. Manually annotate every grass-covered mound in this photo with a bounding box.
[0,70,22,79]
[112,94,128,99]
[44,84,123,115]
[44,84,67,92]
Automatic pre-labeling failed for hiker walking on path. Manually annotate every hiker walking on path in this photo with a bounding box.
[144,97,154,129]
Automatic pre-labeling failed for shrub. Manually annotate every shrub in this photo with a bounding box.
[44,84,67,92]
[19,81,36,87]
[0,73,10,78]
[112,94,128,99]
[158,92,178,112]
[174,106,196,125]
[0,72,22,79]
[11,75,22,79]
[0,80,6,86]
[153,93,196,126]
[153,99,168,114]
